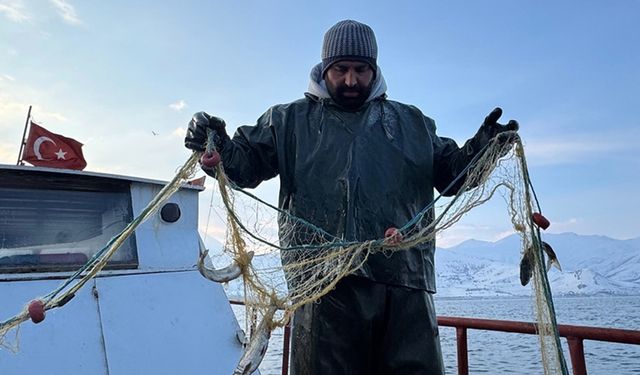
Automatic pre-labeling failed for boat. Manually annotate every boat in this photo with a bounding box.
[0,163,249,374]
[2,163,639,375]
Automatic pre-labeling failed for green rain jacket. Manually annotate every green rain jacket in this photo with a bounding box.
[211,64,483,292]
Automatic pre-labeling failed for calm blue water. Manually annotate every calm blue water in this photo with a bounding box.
[234,295,640,374]
[436,296,640,374]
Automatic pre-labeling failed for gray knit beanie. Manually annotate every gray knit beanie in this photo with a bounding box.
[321,20,378,77]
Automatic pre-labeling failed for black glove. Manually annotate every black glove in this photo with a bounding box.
[184,111,229,152]
[467,107,519,154]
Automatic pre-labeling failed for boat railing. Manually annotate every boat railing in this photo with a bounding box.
[229,299,640,375]
[438,316,640,375]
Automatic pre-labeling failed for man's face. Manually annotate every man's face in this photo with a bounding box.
[324,60,375,110]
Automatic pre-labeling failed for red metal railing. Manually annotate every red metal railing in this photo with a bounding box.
[437,316,640,375]
[230,299,640,375]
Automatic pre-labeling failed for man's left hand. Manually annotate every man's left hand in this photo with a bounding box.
[481,107,519,139]
[468,107,519,153]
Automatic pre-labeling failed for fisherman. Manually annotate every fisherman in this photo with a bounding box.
[184,19,518,375]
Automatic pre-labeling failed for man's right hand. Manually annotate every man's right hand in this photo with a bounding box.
[184,111,228,152]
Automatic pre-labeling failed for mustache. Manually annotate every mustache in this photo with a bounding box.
[336,85,366,95]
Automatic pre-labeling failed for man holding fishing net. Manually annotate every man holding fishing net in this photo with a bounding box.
[185,19,518,375]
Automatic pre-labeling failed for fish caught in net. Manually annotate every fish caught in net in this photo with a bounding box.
[199,132,569,375]
[0,133,569,374]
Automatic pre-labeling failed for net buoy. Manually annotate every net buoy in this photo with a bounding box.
[384,227,403,245]
[28,300,46,324]
[532,212,550,230]
[201,151,221,168]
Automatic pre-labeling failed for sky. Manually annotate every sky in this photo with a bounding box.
[1,1,638,248]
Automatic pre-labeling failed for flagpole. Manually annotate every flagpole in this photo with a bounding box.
[16,105,32,165]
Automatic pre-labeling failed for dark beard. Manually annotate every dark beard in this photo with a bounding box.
[327,82,373,111]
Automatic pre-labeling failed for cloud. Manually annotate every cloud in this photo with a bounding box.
[171,127,186,139]
[1,74,16,82]
[31,111,69,124]
[169,99,187,112]
[0,98,69,125]
[0,1,30,22]
[546,217,581,233]
[524,135,635,166]
[435,213,515,248]
[0,97,29,119]
[0,142,17,162]
[199,222,226,246]
[436,223,491,248]
[49,0,81,25]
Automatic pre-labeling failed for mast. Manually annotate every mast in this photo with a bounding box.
[16,105,32,165]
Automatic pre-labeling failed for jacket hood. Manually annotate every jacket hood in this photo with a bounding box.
[306,62,387,103]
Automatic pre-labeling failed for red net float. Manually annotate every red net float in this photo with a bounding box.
[28,300,46,324]
[200,151,221,168]
[532,212,550,230]
[384,227,403,245]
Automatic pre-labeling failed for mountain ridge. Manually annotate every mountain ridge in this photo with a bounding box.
[435,232,640,297]
[211,232,640,298]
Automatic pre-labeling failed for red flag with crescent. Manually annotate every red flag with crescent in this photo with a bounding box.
[21,122,87,170]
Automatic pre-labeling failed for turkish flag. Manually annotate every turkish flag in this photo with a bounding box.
[21,122,87,170]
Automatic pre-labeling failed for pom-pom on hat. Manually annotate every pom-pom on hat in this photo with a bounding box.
[321,20,378,77]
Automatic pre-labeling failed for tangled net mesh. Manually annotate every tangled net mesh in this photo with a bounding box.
[0,134,568,374]
[208,133,568,374]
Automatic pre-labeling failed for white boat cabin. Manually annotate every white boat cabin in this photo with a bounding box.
[0,164,247,374]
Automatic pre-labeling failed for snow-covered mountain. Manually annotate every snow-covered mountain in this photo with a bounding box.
[210,232,640,298]
[435,233,640,297]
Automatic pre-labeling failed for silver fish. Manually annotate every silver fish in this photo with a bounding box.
[198,249,254,283]
[233,305,277,375]
[519,241,562,286]
[542,241,562,272]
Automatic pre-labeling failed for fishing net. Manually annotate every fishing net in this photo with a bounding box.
[0,133,568,374]
[204,132,569,374]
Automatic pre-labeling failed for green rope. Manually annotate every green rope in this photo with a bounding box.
[517,143,569,375]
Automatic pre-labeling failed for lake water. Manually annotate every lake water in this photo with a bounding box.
[233,295,640,374]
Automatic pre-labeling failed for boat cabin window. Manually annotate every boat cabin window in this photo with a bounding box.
[0,170,138,273]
